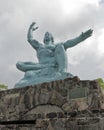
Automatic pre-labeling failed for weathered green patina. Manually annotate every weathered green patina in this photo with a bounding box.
[15,22,93,88]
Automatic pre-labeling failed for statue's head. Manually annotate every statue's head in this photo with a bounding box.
[43,32,54,44]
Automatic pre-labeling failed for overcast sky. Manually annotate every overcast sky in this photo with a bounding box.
[0,0,104,88]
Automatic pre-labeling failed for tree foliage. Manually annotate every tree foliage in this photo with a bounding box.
[0,84,8,89]
[97,78,104,89]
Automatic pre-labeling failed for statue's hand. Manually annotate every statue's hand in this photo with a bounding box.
[29,22,38,31]
[81,29,93,40]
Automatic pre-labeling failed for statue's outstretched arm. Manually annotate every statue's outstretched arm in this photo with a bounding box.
[63,29,93,49]
[27,22,42,50]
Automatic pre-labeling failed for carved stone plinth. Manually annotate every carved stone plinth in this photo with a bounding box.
[0,76,104,130]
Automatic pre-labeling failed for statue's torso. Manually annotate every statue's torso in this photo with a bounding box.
[37,44,56,64]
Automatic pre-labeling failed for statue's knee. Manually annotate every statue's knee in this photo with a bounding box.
[56,43,64,49]
[55,44,65,54]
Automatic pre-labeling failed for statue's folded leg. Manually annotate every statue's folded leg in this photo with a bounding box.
[16,61,38,72]
[16,61,56,72]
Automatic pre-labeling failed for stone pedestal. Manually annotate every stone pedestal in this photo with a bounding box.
[0,76,104,130]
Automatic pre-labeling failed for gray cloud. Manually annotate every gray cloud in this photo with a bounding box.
[0,0,104,88]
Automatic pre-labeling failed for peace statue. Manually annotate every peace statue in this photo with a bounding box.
[15,22,93,88]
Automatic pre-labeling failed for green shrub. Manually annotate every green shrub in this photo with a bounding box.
[97,78,104,89]
[0,84,8,89]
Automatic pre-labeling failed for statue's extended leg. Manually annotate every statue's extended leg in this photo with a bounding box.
[55,44,68,73]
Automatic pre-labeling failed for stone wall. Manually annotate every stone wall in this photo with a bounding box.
[0,76,104,130]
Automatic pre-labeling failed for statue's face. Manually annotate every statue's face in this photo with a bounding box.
[44,32,53,44]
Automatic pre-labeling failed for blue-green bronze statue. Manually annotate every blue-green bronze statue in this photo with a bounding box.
[15,22,93,88]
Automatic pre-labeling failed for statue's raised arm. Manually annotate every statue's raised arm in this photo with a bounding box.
[63,29,93,49]
[27,22,42,50]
